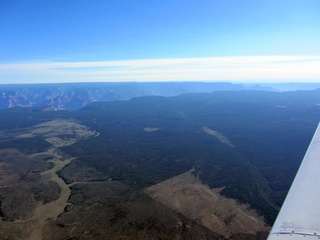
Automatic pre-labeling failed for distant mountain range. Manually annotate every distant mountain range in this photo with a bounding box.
[0,82,267,110]
[1,82,320,110]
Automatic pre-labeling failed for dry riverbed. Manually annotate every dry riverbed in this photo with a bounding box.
[0,120,99,240]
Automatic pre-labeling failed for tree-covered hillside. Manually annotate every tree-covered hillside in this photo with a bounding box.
[1,89,320,227]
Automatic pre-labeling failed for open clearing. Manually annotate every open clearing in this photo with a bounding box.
[0,120,99,147]
[145,170,270,238]
[143,127,160,132]
[203,126,234,147]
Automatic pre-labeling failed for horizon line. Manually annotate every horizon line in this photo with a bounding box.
[1,56,320,84]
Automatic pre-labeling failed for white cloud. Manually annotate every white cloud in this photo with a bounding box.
[1,56,320,83]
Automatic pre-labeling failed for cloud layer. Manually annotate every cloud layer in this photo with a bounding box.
[1,56,320,84]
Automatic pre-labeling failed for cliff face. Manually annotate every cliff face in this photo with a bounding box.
[0,82,249,110]
[0,84,121,110]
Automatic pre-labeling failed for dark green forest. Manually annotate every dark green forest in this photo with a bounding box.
[1,89,320,225]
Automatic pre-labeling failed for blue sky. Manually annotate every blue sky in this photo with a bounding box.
[1,0,320,83]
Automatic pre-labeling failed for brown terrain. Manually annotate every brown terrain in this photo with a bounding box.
[145,170,270,238]
[1,120,99,147]
[0,120,99,239]
[0,120,269,239]
[0,120,225,240]
[203,126,234,147]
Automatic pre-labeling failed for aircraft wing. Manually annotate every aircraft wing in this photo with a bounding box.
[267,123,320,239]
